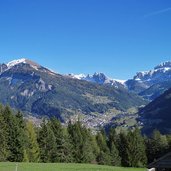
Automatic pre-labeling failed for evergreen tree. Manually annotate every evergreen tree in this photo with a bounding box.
[3,106,25,162]
[108,128,121,166]
[25,121,40,162]
[68,121,83,162]
[91,135,100,161]
[15,111,27,161]
[146,130,169,163]
[96,130,111,165]
[68,121,96,163]
[38,119,57,162]
[110,142,121,166]
[50,117,73,163]
[0,109,8,161]
[118,131,129,167]
[80,127,96,163]
[126,128,147,167]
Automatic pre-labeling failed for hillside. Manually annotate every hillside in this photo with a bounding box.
[0,59,146,126]
[139,88,171,134]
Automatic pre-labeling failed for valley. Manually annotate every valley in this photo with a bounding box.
[0,59,171,133]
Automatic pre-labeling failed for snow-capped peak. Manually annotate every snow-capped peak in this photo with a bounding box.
[89,72,126,85]
[7,58,27,68]
[5,58,42,71]
[68,72,126,88]
[154,61,171,70]
[133,61,171,82]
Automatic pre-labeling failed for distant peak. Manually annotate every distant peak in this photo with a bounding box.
[94,72,105,75]
[92,72,108,78]
[133,60,171,81]
[154,61,171,70]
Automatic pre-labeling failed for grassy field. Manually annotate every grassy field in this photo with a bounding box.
[0,163,146,171]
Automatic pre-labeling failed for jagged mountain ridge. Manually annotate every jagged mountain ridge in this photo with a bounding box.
[68,72,126,89]
[132,61,171,83]
[0,58,146,124]
[126,61,171,100]
[69,61,171,101]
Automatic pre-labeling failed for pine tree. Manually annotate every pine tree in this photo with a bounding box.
[0,109,8,161]
[118,131,129,167]
[108,128,121,166]
[50,117,73,163]
[96,130,111,165]
[68,121,96,163]
[25,121,40,162]
[146,130,169,163]
[68,121,83,162]
[80,127,96,163]
[3,106,25,162]
[110,142,121,166]
[126,128,147,167]
[15,111,27,161]
[38,119,57,162]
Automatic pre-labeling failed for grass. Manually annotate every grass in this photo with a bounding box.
[0,163,146,171]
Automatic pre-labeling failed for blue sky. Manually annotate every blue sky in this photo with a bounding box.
[0,0,171,79]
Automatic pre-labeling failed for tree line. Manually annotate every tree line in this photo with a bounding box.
[0,105,171,167]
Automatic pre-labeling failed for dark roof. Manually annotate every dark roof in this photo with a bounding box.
[148,152,171,168]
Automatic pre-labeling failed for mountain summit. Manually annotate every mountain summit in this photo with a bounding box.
[69,72,126,89]
[133,61,171,82]
[154,61,171,70]
[0,58,41,74]
[6,58,40,69]
[126,61,171,100]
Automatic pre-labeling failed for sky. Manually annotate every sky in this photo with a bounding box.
[0,0,171,80]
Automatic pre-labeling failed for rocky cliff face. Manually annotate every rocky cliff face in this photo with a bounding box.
[68,72,126,89]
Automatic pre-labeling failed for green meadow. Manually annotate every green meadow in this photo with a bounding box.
[0,163,146,171]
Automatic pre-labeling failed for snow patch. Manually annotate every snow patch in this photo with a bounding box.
[7,58,27,68]
[31,65,38,71]
[113,79,126,84]
[69,73,86,80]
[68,72,126,87]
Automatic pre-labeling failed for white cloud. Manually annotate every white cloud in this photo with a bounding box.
[144,8,171,18]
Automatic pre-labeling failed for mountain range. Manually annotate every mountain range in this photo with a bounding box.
[0,58,145,127]
[70,61,171,101]
[126,61,171,100]
[1,58,171,133]
[68,72,126,89]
